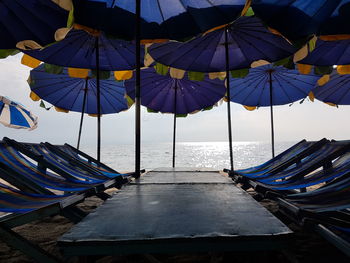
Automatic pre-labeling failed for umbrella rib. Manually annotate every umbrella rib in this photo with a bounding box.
[322,77,350,104]
[244,73,268,106]
[145,78,174,112]
[235,28,293,61]
[333,41,349,65]
[273,73,294,104]
[232,71,266,106]
[31,78,78,92]
[105,37,134,70]
[187,80,225,109]
[98,81,128,112]
[337,78,350,104]
[48,80,83,107]
[164,32,219,71]
[316,77,347,99]
[3,2,48,43]
[182,31,222,72]
[155,0,166,25]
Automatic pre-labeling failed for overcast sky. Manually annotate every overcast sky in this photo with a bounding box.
[0,54,347,148]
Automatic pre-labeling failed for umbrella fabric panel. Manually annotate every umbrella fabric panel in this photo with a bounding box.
[312,73,350,105]
[0,0,68,49]
[299,39,350,66]
[125,67,226,114]
[29,65,128,114]
[148,16,296,72]
[72,0,246,40]
[230,65,319,106]
[251,0,350,41]
[0,100,37,129]
[23,29,144,70]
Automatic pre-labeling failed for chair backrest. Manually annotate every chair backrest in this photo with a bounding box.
[262,140,350,182]
[0,142,92,193]
[3,138,106,182]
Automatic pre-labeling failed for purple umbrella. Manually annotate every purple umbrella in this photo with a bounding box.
[147,16,296,72]
[21,28,144,162]
[125,67,226,167]
[298,38,350,69]
[148,15,296,172]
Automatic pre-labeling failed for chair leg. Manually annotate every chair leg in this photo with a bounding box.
[61,207,87,223]
[96,192,112,201]
[0,224,60,263]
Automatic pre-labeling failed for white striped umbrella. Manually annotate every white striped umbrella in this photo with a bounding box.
[0,96,38,130]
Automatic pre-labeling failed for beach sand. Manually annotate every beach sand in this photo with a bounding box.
[0,187,348,263]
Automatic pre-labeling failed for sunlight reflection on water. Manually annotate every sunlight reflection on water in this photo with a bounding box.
[81,141,296,172]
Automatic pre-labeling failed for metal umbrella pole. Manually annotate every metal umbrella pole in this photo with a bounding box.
[135,0,141,178]
[95,37,101,162]
[172,80,178,168]
[268,70,275,158]
[224,27,234,172]
[77,78,88,149]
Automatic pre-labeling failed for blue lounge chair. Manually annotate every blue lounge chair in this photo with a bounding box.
[0,181,87,263]
[232,138,328,179]
[276,177,350,257]
[3,137,129,183]
[262,152,350,198]
[44,142,119,174]
[242,140,350,197]
[0,141,129,200]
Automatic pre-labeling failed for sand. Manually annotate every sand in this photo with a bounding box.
[0,187,349,263]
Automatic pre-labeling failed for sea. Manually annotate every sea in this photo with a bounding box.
[80,141,297,172]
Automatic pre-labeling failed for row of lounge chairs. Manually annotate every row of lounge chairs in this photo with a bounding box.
[0,137,140,263]
[228,138,350,257]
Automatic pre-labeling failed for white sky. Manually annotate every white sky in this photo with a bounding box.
[0,54,346,148]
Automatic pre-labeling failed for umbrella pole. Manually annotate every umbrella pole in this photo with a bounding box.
[224,27,234,172]
[268,70,275,158]
[77,79,88,150]
[135,0,141,178]
[172,80,178,168]
[95,37,101,162]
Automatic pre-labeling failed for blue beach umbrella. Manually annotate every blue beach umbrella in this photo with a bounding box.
[251,0,350,41]
[29,64,129,149]
[125,67,226,167]
[230,64,319,157]
[148,15,296,171]
[311,73,350,105]
[22,28,143,161]
[22,28,143,71]
[72,0,248,41]
[0,0,69,57]
[0,96,38,130]
[147,16,296,73]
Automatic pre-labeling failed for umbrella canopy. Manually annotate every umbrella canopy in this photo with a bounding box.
[312,73,350,105]
[147,16,296,73]
[0,0,69,50]
[29,64,129,114]
[22,28,144,71]
[251,0,350,41]
[0,96,38,130]
[229,64,319,157]
[230,64,319,106]
[125,67,225,167]
[125,67,225,114]
[72,0,248,41]
[29,63,129,149]
[21,28,143,162]
[298,38,350,66]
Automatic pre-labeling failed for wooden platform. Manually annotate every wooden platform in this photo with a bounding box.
[59,168,292,257]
